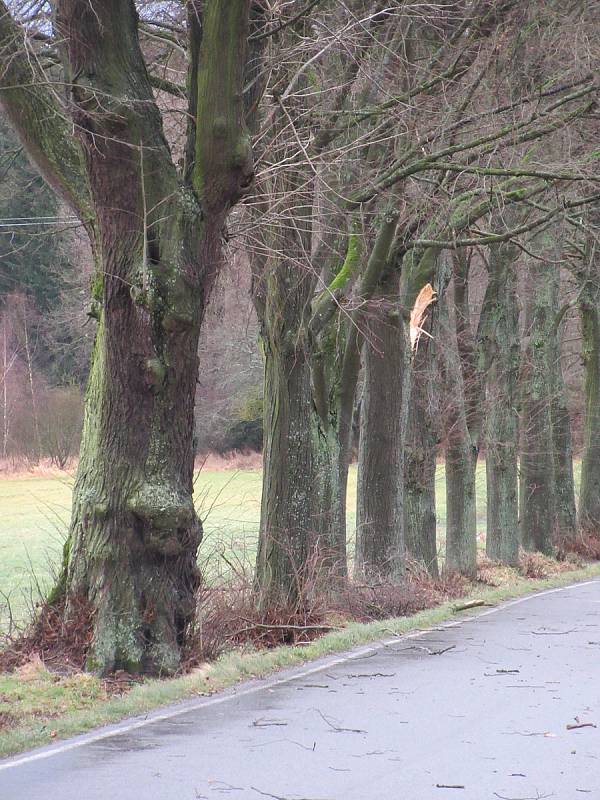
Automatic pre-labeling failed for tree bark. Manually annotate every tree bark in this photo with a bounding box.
[254,254,323,607]
[444,399,478,577]
[519,255,557,555]
[355,271,407,582]
[40,0,252,674]
[550,322,577,541]
[579,278,600,533]
[484,241,520,565]
[403,319,439,578]
[442,255,478,578]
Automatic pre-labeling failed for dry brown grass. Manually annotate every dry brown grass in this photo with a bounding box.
[476,557,520,587]
[519,551,578,579]
[0,711,17,730]
[183,558,468,669]
[1,546,597,681]
[0,595,93,673]
[477,550,582,584]
[0,451,264,478]
[195,450,263,472]
[0,457,76,478]
[556,531,600,562]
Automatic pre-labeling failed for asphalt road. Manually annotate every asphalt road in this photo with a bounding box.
[2,580,600,800]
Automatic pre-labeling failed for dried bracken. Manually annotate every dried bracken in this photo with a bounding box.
[0,595,93,673]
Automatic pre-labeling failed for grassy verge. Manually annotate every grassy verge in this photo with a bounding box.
[2,559,599,760]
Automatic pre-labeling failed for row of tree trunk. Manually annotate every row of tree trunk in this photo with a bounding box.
[254,223,600,606]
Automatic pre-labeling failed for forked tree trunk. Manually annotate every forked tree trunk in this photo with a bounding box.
[47,0,253,674]
[579,283,600,533]
[312,215,400,580]
[484,241,520,565]
[355,272,407,582]
[519,257,557,555]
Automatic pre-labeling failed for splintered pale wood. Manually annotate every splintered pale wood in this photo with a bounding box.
[410,283,437,352]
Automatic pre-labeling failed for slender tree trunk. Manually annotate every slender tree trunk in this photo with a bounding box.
[314,420,348,574]
[444,412,478,577]
[484,241,520,565]
[519,256,557,555]
[403,321,439,577]
[254,258,323,607]
[356,272,407,582]
[579,284,600,532]
[2,319,7,459]
[311,314,352,577]
[21,299,42,463]
[442,260,478,578]
[550,326,577,541]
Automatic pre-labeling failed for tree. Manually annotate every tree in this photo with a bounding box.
[519,232,559,555]
[248,0,600,599]
[0,0,258,674]
[403,299,440,578]
[484,236,520,565]
[578,214,600,533]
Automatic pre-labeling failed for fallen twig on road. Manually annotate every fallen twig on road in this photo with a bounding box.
[566,722,597,730]
[316,709,366,734]
[453,600,491,612]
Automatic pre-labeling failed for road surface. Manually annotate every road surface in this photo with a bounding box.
[2,579,600,800]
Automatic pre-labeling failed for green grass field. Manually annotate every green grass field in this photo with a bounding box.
[0,464,493,630]
[2,461,582,630]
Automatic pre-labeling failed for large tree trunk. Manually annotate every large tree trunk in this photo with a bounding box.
[67,214,205,674]
[48,0,252,674]
[484,241,520,565]
[355,272,407,582]
[519,256,557,555]
[579,281,600,533]
[403,333,439,578]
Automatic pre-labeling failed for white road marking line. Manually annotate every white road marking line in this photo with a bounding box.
[1,577,597,772]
